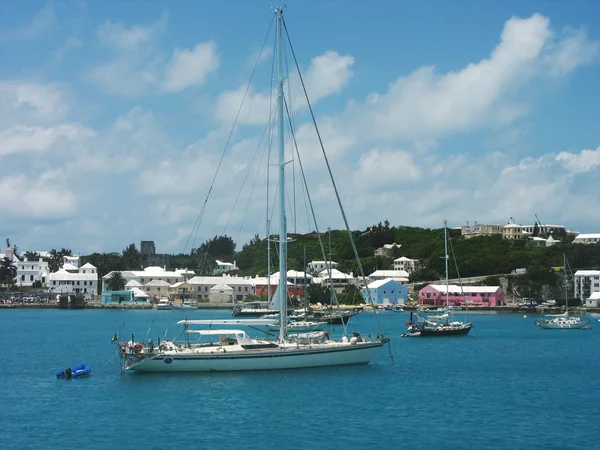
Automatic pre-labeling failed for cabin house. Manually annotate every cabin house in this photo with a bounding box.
[572,234,600,244]
[368,270,409,284]
[307,260,338,274]
[573,270,600,300]
[16,258,49,286]
[47,263,98,300]
[214,260,239,275]
[392,257,420,274]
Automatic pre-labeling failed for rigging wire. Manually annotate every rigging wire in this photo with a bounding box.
[282,16,385,336]
[283,96,349,335]
[183,15,275,258]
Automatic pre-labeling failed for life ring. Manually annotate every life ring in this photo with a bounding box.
[133,343,143,353]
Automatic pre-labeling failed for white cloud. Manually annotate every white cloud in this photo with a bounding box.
[353,148,421,188]
[0,123,95,156]
[339,14,598,144]
[0,172,77,220]
[0,81,68,123]
[556,146,600,174]
[215,50,354,126]
[163,41,220,92]
[88,15,219,95]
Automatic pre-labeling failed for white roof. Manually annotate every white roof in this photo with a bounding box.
[382,243,400,249]
[369,269,410,278]
[171,281,190,288]
[574,233,600,239]
[215,260,235,266]
[588,292,600,300]
[130,287,150,297]
[144,279,171,287]
[125,280,142,287]
[102,268,185,279]
[188,275,252,286]
[309,260,338,265]
[318,268,354,279]
[144,266,166,272]
[80,263,96,269]
[210,280,233,291]
[48,269,97,281]
[62,263,79,271]
[365,278,406,289]
[574,270,600,276]
[426,284,501,294]
[394,256,417,262]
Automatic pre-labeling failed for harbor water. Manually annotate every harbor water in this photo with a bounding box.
[1,309,599,449]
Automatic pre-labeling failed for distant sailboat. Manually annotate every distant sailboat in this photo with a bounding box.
[403,221,472,337]
[535,254,591,330]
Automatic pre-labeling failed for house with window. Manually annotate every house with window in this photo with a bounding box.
[572,234,600,244]
[47,263,98,300]
[368,269,409,284]
[362,278,408,305]
[573,270,600,300]
[307,260,338,274]
[314,268,356,289]
[16,258,49,286]
[393,257,420,274]
[214,260,239,275]
[585,292,600,308]
[253,276,303,298]
[188,275,254,301]
[418,284,504,306]
[374,243,401,258]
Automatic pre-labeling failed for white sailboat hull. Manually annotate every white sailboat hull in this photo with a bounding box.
[536,320,588,329]
[125,342,385,372]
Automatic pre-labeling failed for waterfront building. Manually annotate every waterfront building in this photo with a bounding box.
[101,266,193,292]
[418,284,504,307]
[362,278,409,305]
[16,258,49,286]
[101,289,151,305]
[314,268,356,288]
[368,269,409,284]
[393,257,420,274]
[187,275,254,301]
[253,275,303,298]
[573,270,600,300]
[585,292,600,308]
[572,233,600,244]
[47,263,98,300]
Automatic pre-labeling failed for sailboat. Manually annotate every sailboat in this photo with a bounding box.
[117,7,387,372]
[403,221,472,337]
[535,254,590,330]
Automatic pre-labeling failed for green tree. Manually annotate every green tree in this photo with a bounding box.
[0,257,17,285]
[122,243,141,270]
[106,271,126,291]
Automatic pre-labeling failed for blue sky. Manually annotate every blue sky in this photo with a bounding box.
[1,0,599,255]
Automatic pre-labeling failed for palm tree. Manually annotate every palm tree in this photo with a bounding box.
[24,251,40,261]
[106,271,126,291]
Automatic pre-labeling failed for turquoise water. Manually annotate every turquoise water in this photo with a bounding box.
[1,309,599,449]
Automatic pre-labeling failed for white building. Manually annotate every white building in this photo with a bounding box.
[572,234,600,245]
[16,258,49,286]
[47,263,98,299]
[214,260,238,275]
[585,292,600,308]
[63,255,81,269]
[501,217,566,240]
[573,270,600,300]
[271,270,313,286]
[314,268,356,288]
[374,243,401,258]
[393,257,420,274]
[102,266,193,292]
[307,260,338,274]
[368,269,409,284]
[188,275,254,301]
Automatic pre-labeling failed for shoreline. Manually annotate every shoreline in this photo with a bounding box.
[1,303,599,314]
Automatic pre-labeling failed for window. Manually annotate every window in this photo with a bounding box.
[391,290,395,294]
[30,275,34,281]
[77,281,80,285]
[53,281,56,285]
[21,275,25,281]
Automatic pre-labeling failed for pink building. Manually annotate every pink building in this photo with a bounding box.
[419,284,504,307]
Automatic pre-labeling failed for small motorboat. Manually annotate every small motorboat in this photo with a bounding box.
[56,364,91,379]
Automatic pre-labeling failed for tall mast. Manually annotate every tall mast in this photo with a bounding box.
[563,253,568,313]
[444,220,449,312]
[275,6,288,341]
